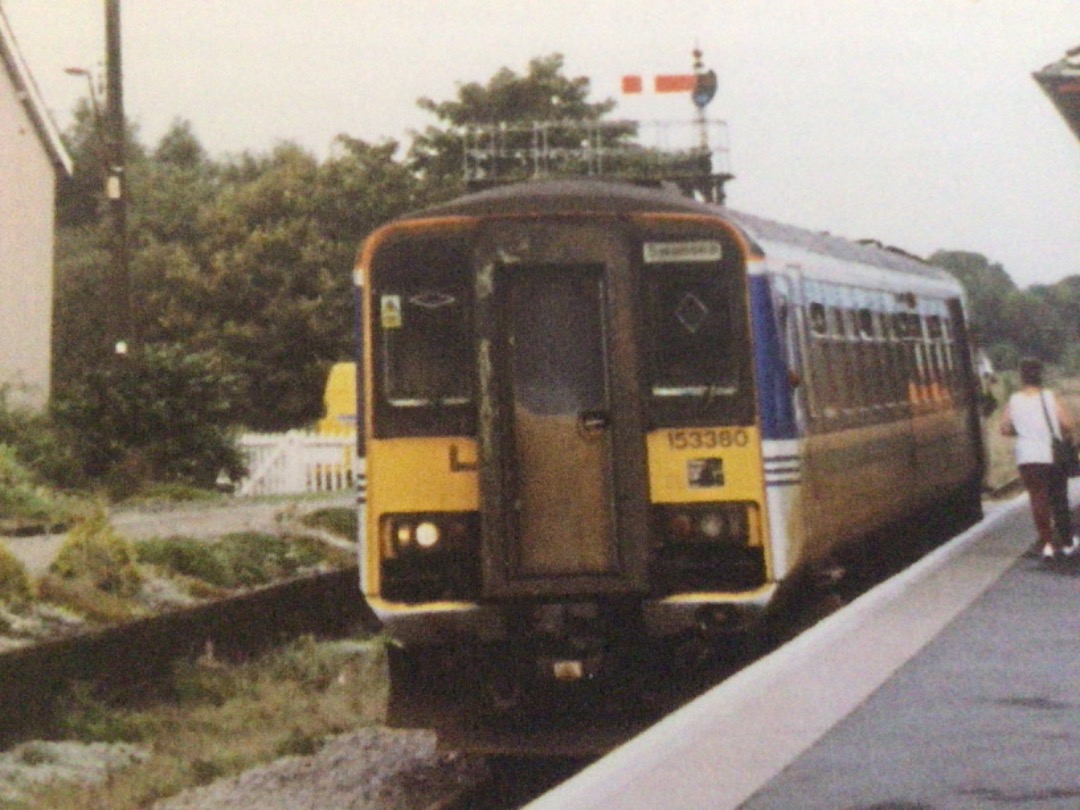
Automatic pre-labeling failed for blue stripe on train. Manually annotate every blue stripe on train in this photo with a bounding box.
[749,275,799,440]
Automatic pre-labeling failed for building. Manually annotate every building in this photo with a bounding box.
[1033,46,1080,144]
[0,7,72,409]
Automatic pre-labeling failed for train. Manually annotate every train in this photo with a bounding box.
[353,178,984,752]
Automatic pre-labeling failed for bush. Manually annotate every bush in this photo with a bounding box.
[37,575,140,623]
[53,344,247,497]
[0,384,87,491]
[214,532,292,587]
[0,444,73,529]
[0,541,33,607]
[136,536,233,588]
[50,509,142,597]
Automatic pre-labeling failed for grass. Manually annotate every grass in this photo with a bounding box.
[0,543,32,608]
[298,507,358,541]
[6,636,388,810]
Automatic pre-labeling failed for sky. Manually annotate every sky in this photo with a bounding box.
[3,0,1078,289]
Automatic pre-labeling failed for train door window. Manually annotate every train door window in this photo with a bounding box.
[646,264,752,425]
[370,237,476,437]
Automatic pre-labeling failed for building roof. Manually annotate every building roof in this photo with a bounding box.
[0,6,73,176]
[1033,46,1080,144]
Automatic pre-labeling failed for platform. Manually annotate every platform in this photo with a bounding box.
[527,488,1080,809]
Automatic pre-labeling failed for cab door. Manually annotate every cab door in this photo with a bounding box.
[475,221,648,598]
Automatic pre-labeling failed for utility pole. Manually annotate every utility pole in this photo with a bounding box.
[105,0,131,354]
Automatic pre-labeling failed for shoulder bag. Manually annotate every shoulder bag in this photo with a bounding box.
[1040,390,1080,477]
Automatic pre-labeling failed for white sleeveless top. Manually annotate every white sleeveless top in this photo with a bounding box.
[1008,389,1061,466]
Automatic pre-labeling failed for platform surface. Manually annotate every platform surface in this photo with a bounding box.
[528,490,1080,809]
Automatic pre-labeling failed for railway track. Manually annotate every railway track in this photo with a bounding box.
[427,757,589,810]
[0,565,377,745]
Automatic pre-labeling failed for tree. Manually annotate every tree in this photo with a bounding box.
[928,251,1016,347]
[54,343,245,495]
[408,53,620,194]
[1000,290,1067,363]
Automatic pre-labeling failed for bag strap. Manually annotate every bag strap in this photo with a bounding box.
[1039,390,1062,441]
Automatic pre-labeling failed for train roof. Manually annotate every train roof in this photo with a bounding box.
[404,179,956,286]
[724,210,955,284]
[406,178,716,219]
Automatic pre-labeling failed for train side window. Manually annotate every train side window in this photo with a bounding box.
[927,315,942,340]
[829,307,846,338]
[809,303,827,336]
[857,308,874,339]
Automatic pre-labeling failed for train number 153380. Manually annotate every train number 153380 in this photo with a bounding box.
[666,428,750,450]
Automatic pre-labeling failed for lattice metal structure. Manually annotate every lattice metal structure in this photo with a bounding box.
[1033,46,1080,143]
[462,118,735,203]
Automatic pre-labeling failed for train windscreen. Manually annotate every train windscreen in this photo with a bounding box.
[370,236,476,437]
[645,261,754,426]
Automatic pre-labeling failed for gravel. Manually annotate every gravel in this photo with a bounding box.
[0,740,151,804]
[152,727,488,810]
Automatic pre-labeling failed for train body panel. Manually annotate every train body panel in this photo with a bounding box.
[353,179,984,750]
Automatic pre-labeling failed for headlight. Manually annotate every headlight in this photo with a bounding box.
[659,503,753,546]
[699,512,725,539]
[415,521,440,548]
[381,513,473,557]
[378,512,482,602]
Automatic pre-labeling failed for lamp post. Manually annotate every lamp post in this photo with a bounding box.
[62,66,101,121]
[63,1,130,357]
[104,0,130,356]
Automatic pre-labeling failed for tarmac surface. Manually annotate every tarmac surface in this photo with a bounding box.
[1,492,355,578]
[529,489,1080,810]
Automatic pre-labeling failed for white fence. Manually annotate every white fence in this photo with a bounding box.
[236,430,364,497]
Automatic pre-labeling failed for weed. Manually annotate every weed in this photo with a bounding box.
[58,684,150,744]
[50,510,142,597]
[298,507,357,540]
[0,444,72,531]
[37,576,141,624]
[136,537,233,588]
[13,635,387,809]
[289,534,356,569]
[0,542,33,607]
[189,756,228,785]
[171,658,246,707]
[215,532,287,586]
[274,727,324,757]
[122,483,223,505]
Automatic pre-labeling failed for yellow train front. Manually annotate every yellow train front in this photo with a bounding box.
[355,179,983,751]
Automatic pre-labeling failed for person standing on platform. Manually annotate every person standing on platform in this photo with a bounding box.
[999,357,1079,560]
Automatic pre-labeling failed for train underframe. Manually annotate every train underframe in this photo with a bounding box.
[385,597,767,756]
[381,472,984,756]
